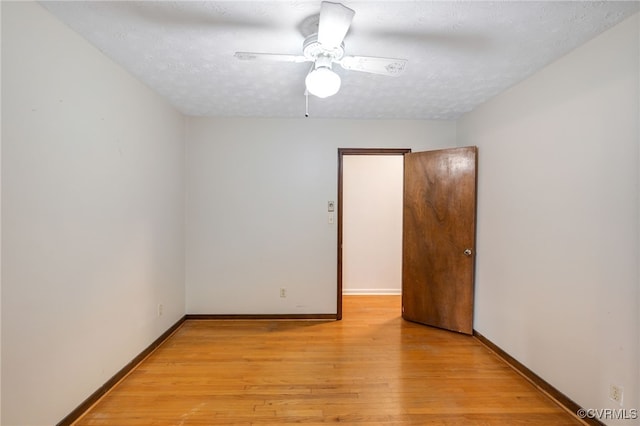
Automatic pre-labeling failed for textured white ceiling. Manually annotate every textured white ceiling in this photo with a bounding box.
[41,1,639,120]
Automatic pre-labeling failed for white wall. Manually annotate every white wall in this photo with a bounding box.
[458,13,639,425]
[343,155,403,295]
[1,3,185,425]
[185,118,455,314]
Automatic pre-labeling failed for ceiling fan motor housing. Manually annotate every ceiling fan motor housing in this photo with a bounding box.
[303,34,345,63]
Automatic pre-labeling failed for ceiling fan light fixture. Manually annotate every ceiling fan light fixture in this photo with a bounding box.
[305,67,341,98]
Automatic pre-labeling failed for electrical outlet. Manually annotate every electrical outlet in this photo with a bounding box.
[609,384,623,405]
[157,303,164,317]
[280,288,286,298]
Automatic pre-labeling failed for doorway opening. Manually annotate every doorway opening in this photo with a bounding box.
[337,148,411,319]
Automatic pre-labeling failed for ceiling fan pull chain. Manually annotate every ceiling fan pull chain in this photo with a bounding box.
[305,90,310,118]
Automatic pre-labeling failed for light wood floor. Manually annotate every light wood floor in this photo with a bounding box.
[74,296,583,425]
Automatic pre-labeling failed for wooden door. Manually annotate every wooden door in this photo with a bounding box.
[402,146,477,334]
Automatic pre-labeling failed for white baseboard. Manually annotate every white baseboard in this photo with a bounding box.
[342,288,401,295]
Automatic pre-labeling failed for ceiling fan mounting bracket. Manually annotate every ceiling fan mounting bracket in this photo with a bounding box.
[303,33,345,62]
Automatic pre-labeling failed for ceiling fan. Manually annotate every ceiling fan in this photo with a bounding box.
[234,1,408,99]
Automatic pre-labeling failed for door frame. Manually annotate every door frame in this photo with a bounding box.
[336,148,411,319]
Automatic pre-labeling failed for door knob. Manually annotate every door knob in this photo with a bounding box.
[464,248,473,256]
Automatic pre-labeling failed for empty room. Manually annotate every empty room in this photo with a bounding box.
[1,1,639,425]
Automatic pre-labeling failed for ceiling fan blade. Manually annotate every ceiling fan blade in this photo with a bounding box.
[234,52,309,63]
[338,56,408,76]
[317,2,355,49]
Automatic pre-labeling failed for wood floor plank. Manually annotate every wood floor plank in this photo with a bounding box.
[73,296,583,425]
